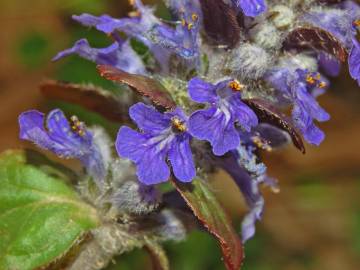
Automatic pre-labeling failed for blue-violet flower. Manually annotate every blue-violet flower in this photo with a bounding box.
[116,102,195,185]
[188,77,258,156]
[266,68,330,145]
[53,38,146,75]
[303,2,360,85]
[18,109,107,187]
[150,0,202,59]
[231,0,267,17]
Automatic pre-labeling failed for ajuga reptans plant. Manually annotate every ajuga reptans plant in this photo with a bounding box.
[8,0,360,269]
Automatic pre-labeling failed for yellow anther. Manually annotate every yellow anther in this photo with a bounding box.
[270,186,281,194]
[181,19,186,27]
[228,80,244,91]
[129,10,140,17]
[315,73,321,80]
[192,13,198,21]
[172,117,187,132]
[70,115,86,137]
[354,19,360,27]
[78,130,85,136]
[306,75,316,84]
[252,136,272,152]
[318,81,327,88]
[187,23,194,30]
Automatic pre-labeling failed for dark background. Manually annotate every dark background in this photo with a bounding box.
[1,0,360,269]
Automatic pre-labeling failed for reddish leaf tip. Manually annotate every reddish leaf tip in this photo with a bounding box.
[97,65,177,110]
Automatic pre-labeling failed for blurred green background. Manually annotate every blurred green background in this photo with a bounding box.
[1,0,360,269]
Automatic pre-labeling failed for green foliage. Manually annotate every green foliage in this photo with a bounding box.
[165,231,225,270]
[16,31,50,69]
[0,151,99,270]
[61,0,108,14]
[55,56,115,90]
[352,209,360,254]
[104,249,148,270]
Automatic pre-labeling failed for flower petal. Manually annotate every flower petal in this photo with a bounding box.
[73,14,135,34]
[188,77,217,103]
[253,123,291,149]
[72,6,171,72]
[46,109,92,155]
[168,134,196,182]
[19,110,59,152]
[349,39,360,86]
[136,150,170,185]
[116,126,150,163]
[129,103,171,134]
[116,126,171,183]
[53,39,115,62]
[292,104,325,145]
[318,53,341,77]
[189,108,240,156]
[229,96,258,131]
[19,109,106,188]
[295,86,330,122]
[53,39,146,75]
[237,0,267,17]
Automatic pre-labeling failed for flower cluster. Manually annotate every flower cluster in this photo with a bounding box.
[19,0,360,243]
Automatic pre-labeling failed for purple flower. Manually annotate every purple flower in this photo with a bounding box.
[116,103,196,185]
[53,38,146,75]
[231,0,267,17]
[73,0,158,39]
[266,68,330,145]
[318,53,341,77]
[18,109,107,188]
[303,2,360,85]
[349,38,360,85]
[70,1,171,72]
[188,77,258,156]
[149,0,202,59]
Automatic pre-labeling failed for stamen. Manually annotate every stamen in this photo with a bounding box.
[181,19,186,27]
[171,117,187,132]
[252,136,272,152]
[306,75,316,84]
[192,13,198,21]
[228,80,244,91]
[129,10,141,17]
[270,186,281,194]
[318,81,327,88]
[354,19,360,27]
[70,115,86,137]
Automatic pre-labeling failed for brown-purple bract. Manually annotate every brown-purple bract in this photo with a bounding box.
[97,65,177,110]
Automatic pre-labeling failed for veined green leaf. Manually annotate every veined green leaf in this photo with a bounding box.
[0,150,100,270]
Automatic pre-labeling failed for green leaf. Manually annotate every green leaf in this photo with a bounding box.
[171,178,244,270]
[16,31,50,69]
[0,150,100,270]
